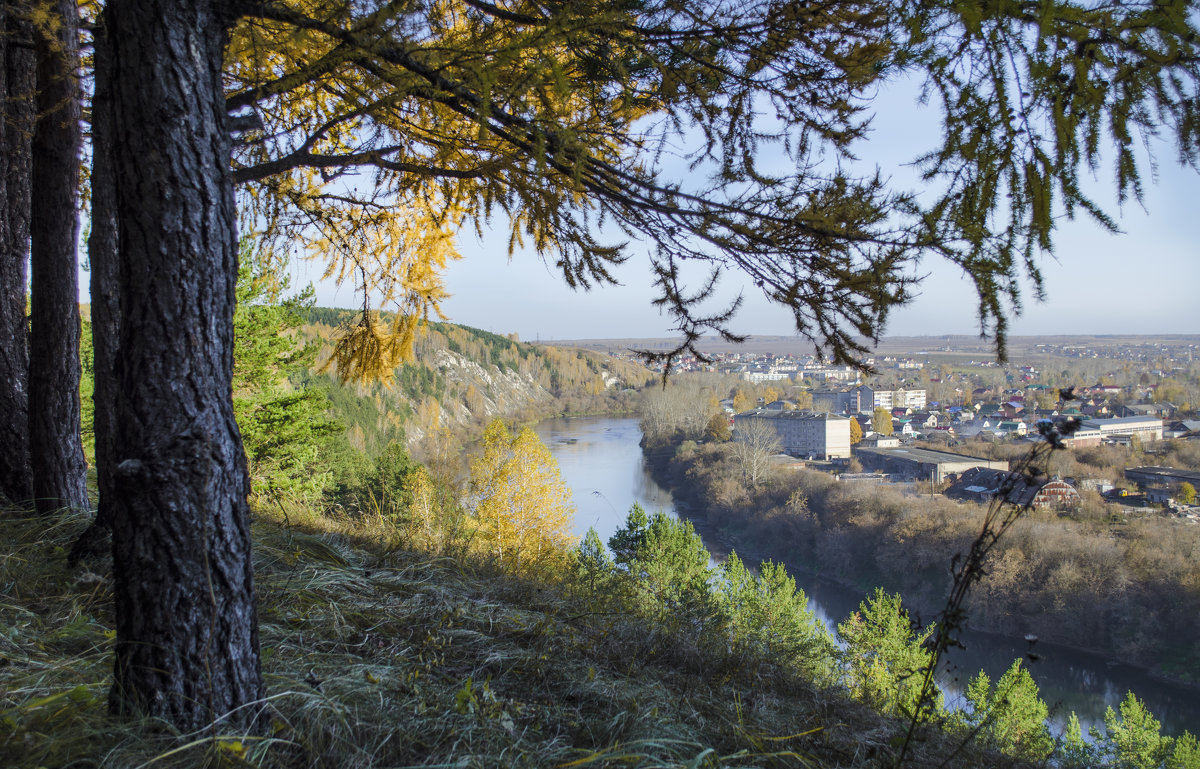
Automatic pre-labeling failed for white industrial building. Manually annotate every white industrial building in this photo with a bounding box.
[1081,415,1164,443]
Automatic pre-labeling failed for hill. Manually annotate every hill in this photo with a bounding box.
[1,506,1028,769]
[299,309,657,457]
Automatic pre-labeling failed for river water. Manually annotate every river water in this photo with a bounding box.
[535,415,1200,737]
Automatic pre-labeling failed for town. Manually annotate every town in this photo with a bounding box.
[604,335,1200,519]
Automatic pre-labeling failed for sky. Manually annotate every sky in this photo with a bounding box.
[297,73,1199,344]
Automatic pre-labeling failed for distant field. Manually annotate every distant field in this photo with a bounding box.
[545,333,1200,358]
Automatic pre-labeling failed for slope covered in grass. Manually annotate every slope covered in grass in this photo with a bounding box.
[0,505,1034,769]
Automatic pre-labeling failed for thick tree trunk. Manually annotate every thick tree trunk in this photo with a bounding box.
[0,7,34,506]
[71,9,118,560]
[104,0,263,728]
[29,0,88,514]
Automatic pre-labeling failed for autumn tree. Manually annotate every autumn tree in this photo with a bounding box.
[705,412,732,443]
[1177,481,1196,506]
[468,419,574,576]
[873,407,895,436]
[732,389,754,414]
[639,378,724,446]
[731,415,784,487]
[849,417,863,445]
[82,0,1200,730]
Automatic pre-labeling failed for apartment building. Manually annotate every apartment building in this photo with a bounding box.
[733,409,852,460]
[854,385,927,413]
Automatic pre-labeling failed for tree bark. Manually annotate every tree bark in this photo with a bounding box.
[104,0,263,728]
[29,0,88,514]
[0,6,34,506]
[70,7,118,560]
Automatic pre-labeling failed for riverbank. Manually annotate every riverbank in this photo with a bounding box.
[643,439,1200,692]
[536,415,1200,737]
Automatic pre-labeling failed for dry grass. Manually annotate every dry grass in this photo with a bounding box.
[0,504,1029,769]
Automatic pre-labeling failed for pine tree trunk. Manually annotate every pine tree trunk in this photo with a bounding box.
[0,7,34,506]
[74,10,118,553]
[104,0,263,728]
[29,0,88,514]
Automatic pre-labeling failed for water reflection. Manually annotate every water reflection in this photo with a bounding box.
[537,415,1200,737]
[534,416,677,539]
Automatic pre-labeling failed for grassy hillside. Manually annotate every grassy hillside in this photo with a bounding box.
[1,505,1028,769]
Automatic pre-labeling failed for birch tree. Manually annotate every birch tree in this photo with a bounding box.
[469,419,574,576]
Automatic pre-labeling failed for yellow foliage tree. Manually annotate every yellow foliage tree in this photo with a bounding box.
[873,407,894,436]
[469,419,575,577]
[849,417,863,445]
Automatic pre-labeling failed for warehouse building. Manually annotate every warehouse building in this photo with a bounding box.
[852,446,1007,485]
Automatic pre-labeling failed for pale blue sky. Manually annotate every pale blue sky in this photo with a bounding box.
[303,78,1200,342]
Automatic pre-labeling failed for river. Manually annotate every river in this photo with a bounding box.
[535,415,1200,737]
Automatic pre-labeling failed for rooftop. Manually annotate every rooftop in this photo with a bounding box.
[852,446,999,465]
[735,409,850,422]
[1125,466,1200,483]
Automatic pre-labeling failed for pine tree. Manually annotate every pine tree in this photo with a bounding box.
[1099,692,1170,769]
[608,502,650,568]
[572,527,615,597]
[610,504,714,623]
[1168,731,1200,769]
[233,250,341,503]
[837,588,940,719]
[0,0,35,506]
[956,659,1053,761]
[718,553,835,681]
[1059,712,1098,769]
[28,0,88,514]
